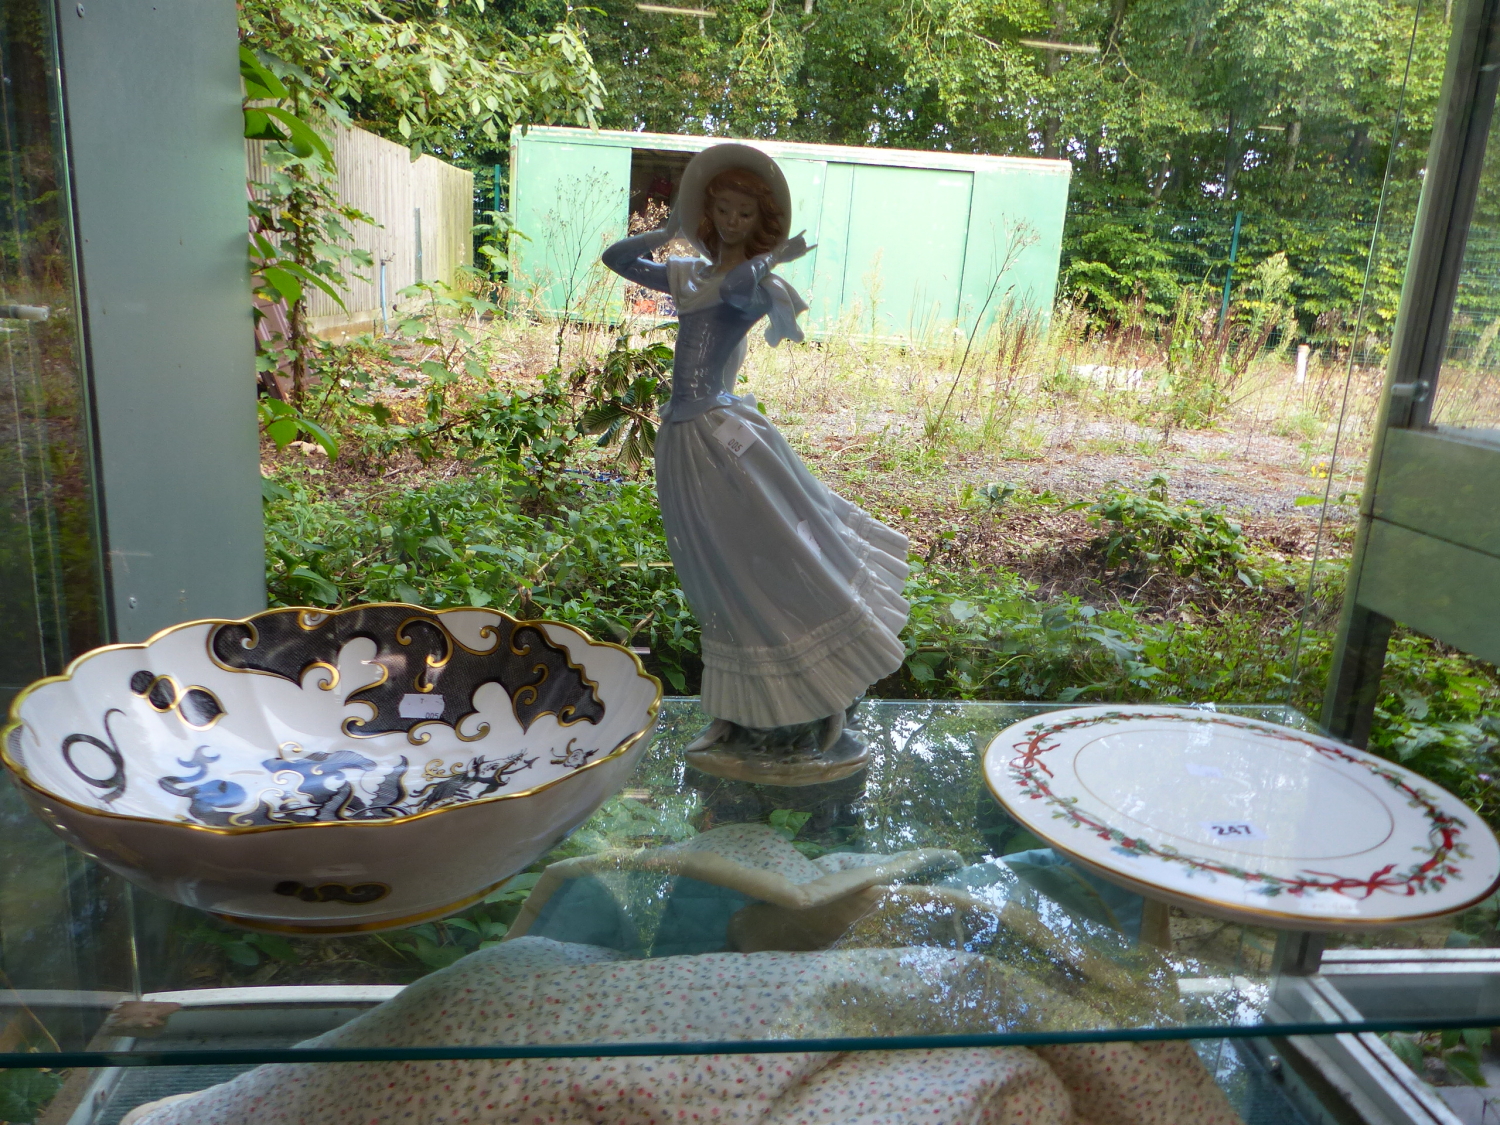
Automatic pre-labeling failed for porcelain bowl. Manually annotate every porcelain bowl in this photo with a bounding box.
[2,605,661,934]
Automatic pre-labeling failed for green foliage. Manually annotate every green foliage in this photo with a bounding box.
[1151,253,1301,429]
[959,481,1017,511]
[241,46,332,164]
[243,46,374,403]
[192,923,300,968]
[1060,207,1412,355]
[1063,219,1184,322]
[368,282,578,468]
[239,2,608,410]
[473,209,525,276]
[263,461,702,690]
[1447,891,1500,949]
[384,875,538,970]
[885,550,1326,712]
[1158,285,1226,428]
[1382,1028,1492,1087]
[172,876,546,982]
[767,807,830,858]
[239,0,605,161]
[550,793,700,859]
[260,289,689,674]
[897,563,1170,702]
[576,334,674,472]
[767,808,812,840]
[290,281,582,470]
[259,397,339,459]
[1368,634,1500,828]
[1082,475,1261,590]
[248,168,370,316]
[572,0,1447,353]
[0,1067,61,1123]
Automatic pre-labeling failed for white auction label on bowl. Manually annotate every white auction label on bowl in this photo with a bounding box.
[399,693,446,719]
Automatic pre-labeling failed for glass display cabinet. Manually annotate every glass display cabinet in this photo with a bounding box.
[4,0,1500,1122]
[3,702,1498,1125]
[1322,0,1500,749]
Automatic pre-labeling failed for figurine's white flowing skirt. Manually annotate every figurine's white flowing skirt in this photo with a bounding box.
[655,400,910,727]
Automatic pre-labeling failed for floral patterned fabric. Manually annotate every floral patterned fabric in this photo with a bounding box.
[128,937,1243,1125]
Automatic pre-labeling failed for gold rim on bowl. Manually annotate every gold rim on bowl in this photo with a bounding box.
[2,604,663,836]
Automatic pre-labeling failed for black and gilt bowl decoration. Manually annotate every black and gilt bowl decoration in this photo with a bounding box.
[1,605,661,934]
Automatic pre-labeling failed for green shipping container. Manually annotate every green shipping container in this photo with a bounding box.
[509,126,1071,341]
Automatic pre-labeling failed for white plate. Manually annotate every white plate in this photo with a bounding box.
[983,705,1500,929]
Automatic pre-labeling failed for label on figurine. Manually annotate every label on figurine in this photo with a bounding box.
[713,417,759,457]
[1185,763,1224,778]
[399,693,446,719]
[1201,820,1266,841]
[796,520,823,560]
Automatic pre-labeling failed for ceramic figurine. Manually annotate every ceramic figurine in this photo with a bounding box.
[601,144,910,785]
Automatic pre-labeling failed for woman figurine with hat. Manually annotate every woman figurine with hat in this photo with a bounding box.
[602,144,909,784]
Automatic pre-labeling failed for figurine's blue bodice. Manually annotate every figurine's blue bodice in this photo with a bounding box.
[601,231,773,422]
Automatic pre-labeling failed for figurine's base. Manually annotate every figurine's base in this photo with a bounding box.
[686,729,869,786]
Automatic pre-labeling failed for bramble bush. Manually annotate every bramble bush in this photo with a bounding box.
[1081,474,1261,592]
[265,460,1500,832]
[1370,636,1500,829]
[265,464,700,692]
[261,292,1500,836]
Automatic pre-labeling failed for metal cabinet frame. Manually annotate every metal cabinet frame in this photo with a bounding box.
[53,0,265,647]
[1323,0,1500,746]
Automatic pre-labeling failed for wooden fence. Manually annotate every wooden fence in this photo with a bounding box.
[247,124,473,338]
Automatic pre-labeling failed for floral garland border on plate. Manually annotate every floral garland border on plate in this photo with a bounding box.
[1005,710,1468,901]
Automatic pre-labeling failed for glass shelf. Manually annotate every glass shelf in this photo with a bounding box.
[3,700,1498,1074]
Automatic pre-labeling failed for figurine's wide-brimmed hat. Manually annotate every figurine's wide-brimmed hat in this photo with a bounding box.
[672,143,792,256]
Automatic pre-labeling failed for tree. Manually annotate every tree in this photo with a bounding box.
[239,1,608,412]
[239,0,606,162]
[568,0,1450,346]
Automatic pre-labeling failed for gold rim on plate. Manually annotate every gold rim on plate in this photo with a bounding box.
[981,707,1500,929]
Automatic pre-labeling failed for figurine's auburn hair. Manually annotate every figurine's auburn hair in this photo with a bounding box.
[697,167,785,259]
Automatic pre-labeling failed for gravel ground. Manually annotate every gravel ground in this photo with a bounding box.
[780,409,1363,523]
[767,405,1361,613]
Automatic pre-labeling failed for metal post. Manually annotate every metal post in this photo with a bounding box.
[1218,210,1243,332]
[1274,930,1326,977]
[378,258,389,335]
[493,163,502,215]
[1322,598,1394,747]
[413,207,424,284]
